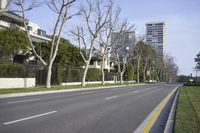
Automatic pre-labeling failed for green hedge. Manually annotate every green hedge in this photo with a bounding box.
[0,64,27,78]
[125,64,134,81]
[86,68,101,81]
[62,68,83,83]
[184,83,200,86]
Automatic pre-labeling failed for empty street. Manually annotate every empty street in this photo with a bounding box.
[0,84,179,133]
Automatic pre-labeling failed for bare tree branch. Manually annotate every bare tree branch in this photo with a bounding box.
[72,0,112,86]
[14,0,47,65]
[13,0,78,88]
[0,0,13,13]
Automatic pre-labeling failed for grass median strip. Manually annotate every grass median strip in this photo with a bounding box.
[175,86,200,133]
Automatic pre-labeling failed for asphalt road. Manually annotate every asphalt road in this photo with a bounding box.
[0,84,179,133]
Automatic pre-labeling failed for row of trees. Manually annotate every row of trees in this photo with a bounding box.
[194,52,200,82]
[177,52,200,83]
[0,0,179,88]
[123,41,178,84]
[195,52,200,71]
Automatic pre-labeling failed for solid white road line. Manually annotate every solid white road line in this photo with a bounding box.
[105,95,119,100]
[3,111,57,125]
[7,98,40,104]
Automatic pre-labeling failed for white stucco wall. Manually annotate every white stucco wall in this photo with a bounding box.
[61,80,136,86]
[61,81,115,86]
[0,78,35,89]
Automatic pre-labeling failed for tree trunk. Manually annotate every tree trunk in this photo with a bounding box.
[137,57,140,83]
[137,67,139,83]
[46,61,53,88]
[101,56,105,85]
[143,69,146,82]
[117,61,121,84]
[82,61,89,86]
[102,71,105,85]
[156,72,160,82]
[101,64,105,85]
[120,72,123,83]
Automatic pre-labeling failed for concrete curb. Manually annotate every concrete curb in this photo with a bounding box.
[0,84,144,99]
[134,86,179,133]
[164,88,180,133]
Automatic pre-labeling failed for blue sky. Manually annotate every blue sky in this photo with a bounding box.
[25,0,200,76]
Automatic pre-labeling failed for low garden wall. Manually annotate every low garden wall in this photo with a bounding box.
[0,78,35,89]
[61,80,136,86]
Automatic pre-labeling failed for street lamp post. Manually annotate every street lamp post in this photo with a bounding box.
[125,46,130,51]
[124,46,130,61]
[122,46,129,83]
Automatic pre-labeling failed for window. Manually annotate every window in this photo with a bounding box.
[89,61,94,65]
[27,26,32,31]
[38,29,46,37]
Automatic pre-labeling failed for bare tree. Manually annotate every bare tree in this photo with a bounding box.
[133,42,178,83]
[112,24,135,83]
[0,0,12,13]
[118,47,132,83]
[13,0,77,88]
[72,0,110,86]
[97,0,122,85]
[152,55,169,82]
[147,49,157,82]
[13,0,46,65]
[163,55,178,83]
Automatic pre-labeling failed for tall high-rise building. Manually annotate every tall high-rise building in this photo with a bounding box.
[111,31,137,61]
[145,22,166,58]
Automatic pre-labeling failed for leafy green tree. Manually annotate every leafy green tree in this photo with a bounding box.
[35,38,84,68]
[0,28,29,62]
[195,52,200,70]
[56,38,84,67]
[124,64,134,81]
[139,43,156,82]
[133,41,145,83]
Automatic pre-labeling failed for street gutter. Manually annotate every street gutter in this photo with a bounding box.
[134,86,179,133]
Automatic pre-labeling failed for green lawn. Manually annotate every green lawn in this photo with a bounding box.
[175,86,200,133]
[0,82,139,94]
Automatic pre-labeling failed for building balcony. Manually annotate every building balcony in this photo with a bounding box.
[0,20,9,28]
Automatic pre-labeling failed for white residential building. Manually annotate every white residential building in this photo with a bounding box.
[26,21,51,42]
[87,45,114,72]
[0,0,51,65]
[0,11,51,42]
[1,0,50,42]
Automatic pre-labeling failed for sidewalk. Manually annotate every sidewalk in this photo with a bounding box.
[0,84,142,99]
